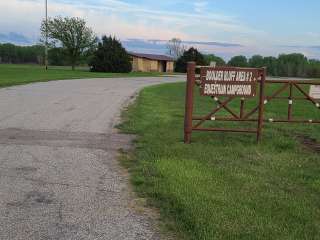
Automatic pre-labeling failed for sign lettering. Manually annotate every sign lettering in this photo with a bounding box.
[200,67,259,97]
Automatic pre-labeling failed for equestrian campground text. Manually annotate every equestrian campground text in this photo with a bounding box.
[201,69,257,97]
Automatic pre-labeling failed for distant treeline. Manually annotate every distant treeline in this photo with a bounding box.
[175,47,320,78]
[0,43,85,66]
[0,43,44,64]
[180,50,320,78]
[224,54,320,78]
[1,43,320,78]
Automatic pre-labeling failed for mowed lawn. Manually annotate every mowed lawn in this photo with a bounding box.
[0,64,166,88]
[120,82,320,239]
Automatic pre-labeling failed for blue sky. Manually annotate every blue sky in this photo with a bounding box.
[0,0,319,59]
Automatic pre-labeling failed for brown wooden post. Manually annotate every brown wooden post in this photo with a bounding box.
[184,62,196,143]
[288,83,293,120]
[240,98,245,119]
[257,67,266,142]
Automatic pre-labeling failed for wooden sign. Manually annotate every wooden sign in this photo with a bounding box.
[309,85,320,99]
[200,67,259,97]
[184,62,320,144]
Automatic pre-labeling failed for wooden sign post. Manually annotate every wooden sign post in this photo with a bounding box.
[184,62,266,143]
[184,62,196,144]
[184,62,320,144]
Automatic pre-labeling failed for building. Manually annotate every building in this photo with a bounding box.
[129,52,174,73]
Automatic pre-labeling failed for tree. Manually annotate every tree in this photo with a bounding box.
[166,38,186,60]
[228,55,248,67]
[175,47,206,73]
[277,53,308,77]
[41,16,97,70]
[307,59,320,78]
[0,43,16,63]
[48,47,67,66]
[249,55,264,68]
[88,35,132,73]
[204,54,225,66]
[263,56,278,76]
[0,43,44,64]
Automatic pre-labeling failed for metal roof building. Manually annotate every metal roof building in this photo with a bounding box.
[128,52,174,72]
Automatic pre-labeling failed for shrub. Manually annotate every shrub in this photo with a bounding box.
[89,35,132,73]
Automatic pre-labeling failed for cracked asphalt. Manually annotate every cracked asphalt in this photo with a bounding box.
[0,76,182,240]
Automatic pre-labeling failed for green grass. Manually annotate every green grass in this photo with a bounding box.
[119,82,320,240]
[0,64,169,88]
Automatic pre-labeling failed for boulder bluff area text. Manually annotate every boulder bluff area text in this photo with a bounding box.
[204,70,257,82]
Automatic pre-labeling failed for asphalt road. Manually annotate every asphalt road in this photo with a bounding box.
[0,76,182,240]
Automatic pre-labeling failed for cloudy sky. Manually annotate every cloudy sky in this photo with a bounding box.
[1,0,320,59]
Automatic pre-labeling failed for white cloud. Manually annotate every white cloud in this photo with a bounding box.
[0,0,262,44]
[3,0,318,59]
[194,1,208,13]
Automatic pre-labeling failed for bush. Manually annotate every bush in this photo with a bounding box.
[89,35,132,73]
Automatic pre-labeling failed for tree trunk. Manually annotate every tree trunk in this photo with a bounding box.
[70,53,76,71]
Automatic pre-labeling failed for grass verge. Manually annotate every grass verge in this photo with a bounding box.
[0,64,171,88]
[119,82,320,239]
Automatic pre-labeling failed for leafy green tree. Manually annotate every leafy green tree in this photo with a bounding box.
[88,35,132,73]
[0,43,16,63]
[48,47,67,66]
[306,59,320,78]
[41,16,97,70]
[19,45,44,63]
[204,54,225,66]
[277,53,308,77]
[263,56,278,76]
[175,47,206,73]
[228,55,248,67]
[249,55,264,68]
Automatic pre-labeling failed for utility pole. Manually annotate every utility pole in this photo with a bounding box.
[45,0,48,70]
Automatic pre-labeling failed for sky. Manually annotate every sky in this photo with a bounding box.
[0,0,320,60]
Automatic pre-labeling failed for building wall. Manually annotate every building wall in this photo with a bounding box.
[158,61,164,72]
[139,58,147,71]
[148,59,159,72]
[166,61,174,72]
[131,57,139,72]
[131,56,174,72]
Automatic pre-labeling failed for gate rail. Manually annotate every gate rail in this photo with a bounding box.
[184,62,320,143]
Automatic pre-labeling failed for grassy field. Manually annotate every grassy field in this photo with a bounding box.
[0,64,167,88]
[119,82,320,239]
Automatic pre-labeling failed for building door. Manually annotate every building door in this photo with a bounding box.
[160,61,167,72]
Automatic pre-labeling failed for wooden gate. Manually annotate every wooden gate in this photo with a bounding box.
[184,62,320,143]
